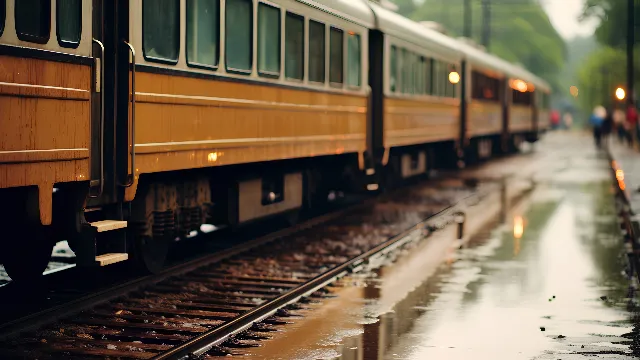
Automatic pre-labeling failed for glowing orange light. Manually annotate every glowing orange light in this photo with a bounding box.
[207,152,218,162]
[569,86,579,97]
[527,83,535,92]
[616,169,624,182]
[514,216,524,239]
[449,71,460,84]
[616,87,626,100]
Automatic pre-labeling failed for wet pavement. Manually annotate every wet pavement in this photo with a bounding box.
[240,132,640,359]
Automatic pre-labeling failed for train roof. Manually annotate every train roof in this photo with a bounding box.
[366,1,462,60]
[301,0,376,28]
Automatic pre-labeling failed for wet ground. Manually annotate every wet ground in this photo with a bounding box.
[241,132,640,359]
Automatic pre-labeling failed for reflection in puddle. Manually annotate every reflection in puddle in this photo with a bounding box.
[243,161,637,359]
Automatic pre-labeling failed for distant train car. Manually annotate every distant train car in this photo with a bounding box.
[364,2,464,186]
[0,0,551,281]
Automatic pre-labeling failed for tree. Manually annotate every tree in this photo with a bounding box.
[581,0,640,49]
[576,47,639,110]
[400,0,566,93]
[391,0,418,17]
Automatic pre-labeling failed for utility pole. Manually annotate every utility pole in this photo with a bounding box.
[627,0,635,105]
[464,0,472,39]
[481,0,491,49]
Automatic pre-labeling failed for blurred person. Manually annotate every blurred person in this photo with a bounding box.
[590,106,605,148]
[613,107,627,143]
[563,112,573,129]
[550,110,560,130]
[627,101,638,148]
[602,106,614,149]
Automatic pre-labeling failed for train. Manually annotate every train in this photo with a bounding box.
[0,0,550,282]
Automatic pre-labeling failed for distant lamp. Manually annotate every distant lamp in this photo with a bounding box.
[569,86,579,98]
[449,71,460,84]
[616,87,626,101]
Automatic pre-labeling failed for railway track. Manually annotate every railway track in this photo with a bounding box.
[0,178,496,359]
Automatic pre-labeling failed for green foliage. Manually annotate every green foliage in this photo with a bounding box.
[389,0,417,17]
[581,0,640,49]
[576,0,639,113]
[393,0,566,93]
[576,46,640,110]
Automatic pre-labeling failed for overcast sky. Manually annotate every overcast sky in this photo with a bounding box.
[541,0,599,39]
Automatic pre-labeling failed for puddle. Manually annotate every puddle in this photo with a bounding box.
[241,134,640,360]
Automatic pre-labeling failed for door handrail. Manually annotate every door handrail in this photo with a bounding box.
[121,41,136,188]
[90,38,105,198]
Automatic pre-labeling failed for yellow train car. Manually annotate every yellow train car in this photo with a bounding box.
[87,0,373,273]
[0,0,94,280]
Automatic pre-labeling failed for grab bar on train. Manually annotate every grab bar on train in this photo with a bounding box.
[90,38,105,198]
[122,41,136,188]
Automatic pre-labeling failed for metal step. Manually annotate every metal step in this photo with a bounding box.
[90,220,127,233]
[95,253,129,266]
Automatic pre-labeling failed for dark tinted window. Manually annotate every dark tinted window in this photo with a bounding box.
[143,0,180,63]
[308,20,325,83]
[57,0,82,47]
[226,0,253,73]
[187,0,220,68]
[15,0,51,44]
[0,0,5,37]
[329,27,343,85]
[285,12,304,81]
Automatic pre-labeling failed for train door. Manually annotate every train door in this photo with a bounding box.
[89,0,131,208]
[501,77,511,153]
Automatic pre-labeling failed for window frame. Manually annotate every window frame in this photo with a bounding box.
[142,0,181,65]
[15,0,51,44]
[284,10,305,82]
[186,0,221,71]
[256,1,281,79]
[225,0,254,75]
[329,26,344,88]
[0,0,5,37]
[307,19,326,85]
[56,0,82,48]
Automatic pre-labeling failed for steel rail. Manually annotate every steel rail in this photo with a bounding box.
[152,187,491,360]
[0,201,366,341]
[607,150,640,283]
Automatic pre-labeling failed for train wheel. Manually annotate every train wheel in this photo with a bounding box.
[3,226,53,283]
[131,234,170,274]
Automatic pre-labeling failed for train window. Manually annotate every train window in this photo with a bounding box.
[513,89,532,105]
[257,3,280,78]
[400,49,408,94]
[329,27,344,86]
[347,32,361,88]
[226,0,253,73]
[15,0,50,44]
[406,52,414,94]
[143,0,179,63]
[390,46,397,93]
[57,0,81,48]
[0,0,5,37]
[417,57,425,95]
[445,64,453,98]
[308,20,325,83]
[187,0,220,69]
[285,12,304,81]
[431,60,440,96]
